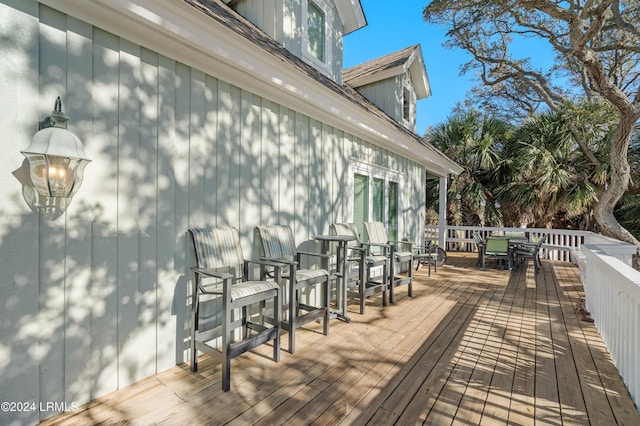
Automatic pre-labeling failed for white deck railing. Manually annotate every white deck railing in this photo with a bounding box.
[583,243,640,409]
[425,225,588,262]
[425,225,639,411]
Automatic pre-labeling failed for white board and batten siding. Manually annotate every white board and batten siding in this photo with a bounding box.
[0,2,426,423]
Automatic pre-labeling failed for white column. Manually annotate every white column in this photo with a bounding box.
[438,176,447,248]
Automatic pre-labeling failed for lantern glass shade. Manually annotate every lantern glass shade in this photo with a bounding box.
[21,126,91,199]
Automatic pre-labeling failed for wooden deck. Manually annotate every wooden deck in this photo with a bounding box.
[41,253,639,425]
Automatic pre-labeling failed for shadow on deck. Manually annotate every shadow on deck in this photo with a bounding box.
[41,253,639,425]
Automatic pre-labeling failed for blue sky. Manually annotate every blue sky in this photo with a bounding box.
[343,0,475,135]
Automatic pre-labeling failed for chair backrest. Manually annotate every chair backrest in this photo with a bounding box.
[485,237,509,255]
[363,222,387,245]
[330,223,361,249]
[473,231,484,246]
[505,231,526,239]
[255,225,297,259]
[189,226,245,277]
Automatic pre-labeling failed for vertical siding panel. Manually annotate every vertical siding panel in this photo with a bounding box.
[64,16,94,407]
[278,106,296,235]
[38,6,67,416]
[117,39,142,389]
[308,118,322,236]
[138,47,159,377]
[0,1,40,422]
[188,68,206,227]
[239,91,261,250]
[156,54,178,370]
[90,27,119,399]
[216,82,241,228]
[261,99,280,227]
[294,112,309,241]
[203,75,218,225]
[174,61,191,363]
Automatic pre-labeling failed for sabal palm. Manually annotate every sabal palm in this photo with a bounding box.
[428,112,511,226]
[502,111,597,228]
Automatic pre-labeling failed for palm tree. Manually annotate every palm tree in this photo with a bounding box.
[500,110,598,229]
[426,112,512,227]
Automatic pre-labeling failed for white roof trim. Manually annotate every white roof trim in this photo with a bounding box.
[38,0,459,176]
[334,0,367,35]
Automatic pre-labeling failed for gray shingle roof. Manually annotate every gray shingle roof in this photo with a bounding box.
[342,45,419,85]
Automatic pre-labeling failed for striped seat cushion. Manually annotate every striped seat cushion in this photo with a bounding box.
[230,280,279,301]
[394,251,413,260]
[365,255,387,264]
[295,268,329,281]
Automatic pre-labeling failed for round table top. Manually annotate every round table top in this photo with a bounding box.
[313,234,357,242]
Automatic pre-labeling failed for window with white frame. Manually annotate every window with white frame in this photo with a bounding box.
[303,0,332,69]
[352,164,403,243]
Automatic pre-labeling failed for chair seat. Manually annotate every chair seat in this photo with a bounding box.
[294,268,329,282]
[365,255,387,264]
[393,251,413,260]
[231,280,280,301]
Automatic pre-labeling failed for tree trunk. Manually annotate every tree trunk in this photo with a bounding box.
[593,112,640,259]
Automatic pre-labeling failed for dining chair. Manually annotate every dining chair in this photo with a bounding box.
[515,235,546,272]
[482,236,511,270]
[189,226,281,391]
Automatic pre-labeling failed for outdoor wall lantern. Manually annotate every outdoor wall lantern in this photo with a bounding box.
[19,97,90,217]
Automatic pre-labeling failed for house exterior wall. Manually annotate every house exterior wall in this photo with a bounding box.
[0,2,425,423]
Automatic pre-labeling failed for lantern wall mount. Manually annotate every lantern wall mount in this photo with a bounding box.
[19,97,91,217]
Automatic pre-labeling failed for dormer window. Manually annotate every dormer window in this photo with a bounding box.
[303,0,332,71]
[403,87,411,122]
[307,1,325,62]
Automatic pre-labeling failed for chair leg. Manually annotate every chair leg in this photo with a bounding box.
[323,276,330,336]
[222,298,231,392]
[388,259,395,304]
[190,277,199,372]
[273,288,281,363]
[360,268,366,315]
[289,281,296,354]
[408,258,413,297]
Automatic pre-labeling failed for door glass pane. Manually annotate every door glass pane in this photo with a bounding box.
[353,174,368,240]
[373,178,385,223]
[388,181,399,242]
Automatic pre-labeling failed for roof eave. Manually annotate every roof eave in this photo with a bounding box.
[335,0,367,35]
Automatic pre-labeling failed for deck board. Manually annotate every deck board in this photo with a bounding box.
[40,253,639,425]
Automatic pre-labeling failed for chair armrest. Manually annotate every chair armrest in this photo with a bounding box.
[191,267,233,280]
[361,242,390,248]
[296,250,331,259]
[246,259,283,269]
[261,256,298,266]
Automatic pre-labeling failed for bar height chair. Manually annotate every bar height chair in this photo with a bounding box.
[255,225,330,354]
[189,226,281,392]
[364,222,413,304]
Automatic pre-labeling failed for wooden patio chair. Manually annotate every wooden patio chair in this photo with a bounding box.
[515,235,546,273]
[364,222,413,304]
[330,222,387,315]
[189,226,281,392]
[482,236,511,270]
[255,225,330,354]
